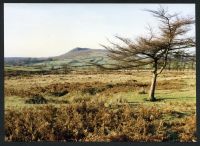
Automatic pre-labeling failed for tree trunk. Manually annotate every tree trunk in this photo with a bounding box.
[148,59,158,101]
[149,73,157,101]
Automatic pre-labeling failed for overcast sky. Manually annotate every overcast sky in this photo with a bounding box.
[4,4,195,57]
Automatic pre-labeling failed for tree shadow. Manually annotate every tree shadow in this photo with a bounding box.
[156,96,195,101]
[127,101,139,104]
[180,96,195,99]
[143,97,178,102]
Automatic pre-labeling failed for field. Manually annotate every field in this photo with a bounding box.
[4,70,196,142]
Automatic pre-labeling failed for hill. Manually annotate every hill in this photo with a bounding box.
[52,47,109,68]
[54,47,107,60]
[4,48,110,70]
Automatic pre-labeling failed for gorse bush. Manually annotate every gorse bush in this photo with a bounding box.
[4,80,150,98]
[45,84,69,97]
[82,87,104,95]
[25,94,48,104]
[5,99,196,142]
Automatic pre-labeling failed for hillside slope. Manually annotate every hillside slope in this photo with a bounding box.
[55,47,107,59]
[5,48,110,70]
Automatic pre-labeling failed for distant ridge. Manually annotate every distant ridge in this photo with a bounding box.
[69,47,91,52]
[54,47,107,60]
[4,47,109,66]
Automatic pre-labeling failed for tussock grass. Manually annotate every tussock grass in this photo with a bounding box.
[4,70,196,142]
[5,100,196,142]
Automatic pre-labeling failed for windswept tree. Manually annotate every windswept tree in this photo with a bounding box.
[92,7,195,101]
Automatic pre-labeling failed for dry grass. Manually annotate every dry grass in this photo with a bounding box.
[5,100,196,142]
[4,70,196,142]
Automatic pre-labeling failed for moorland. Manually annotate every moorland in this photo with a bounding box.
[4,48,196,142]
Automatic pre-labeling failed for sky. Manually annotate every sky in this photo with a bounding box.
[4,4,195,57]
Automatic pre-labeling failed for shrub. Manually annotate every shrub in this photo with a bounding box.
[46,84,69,97]
[106,84,114,88]
[51,90,69,97]
[25,94,48,104]
[5,101,196,142]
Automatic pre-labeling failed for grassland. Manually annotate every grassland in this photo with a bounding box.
[4,70,196,142]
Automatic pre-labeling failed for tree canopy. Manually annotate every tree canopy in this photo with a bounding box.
[91,6,195,101]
